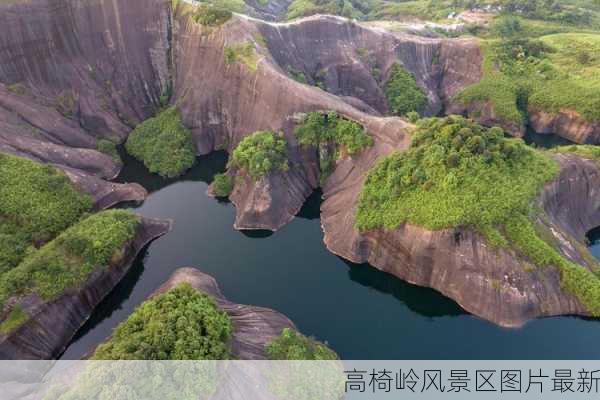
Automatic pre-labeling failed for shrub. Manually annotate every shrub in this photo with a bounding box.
[93,283,232,360]
[0,210,139,311]
[213,173,234,197]
[193,4,232,26]
[295,112,373,155]
[0,306,28,334]
[125,107,196,178]
[97,139,121,163]
[231,131,289,179]
[406,111,420,123]
[266,328,338,360]
[384,64,427,117]
[223,43,258,72]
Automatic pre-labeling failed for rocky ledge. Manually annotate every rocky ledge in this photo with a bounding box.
[154,268,295,359]
[0,217,172,359]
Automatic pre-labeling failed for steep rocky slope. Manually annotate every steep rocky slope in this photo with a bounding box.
[0,217,171,359]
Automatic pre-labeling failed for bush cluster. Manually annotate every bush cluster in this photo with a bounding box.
[125,107,196,178]
[212,173,234,197]
[266,328,338,360]
[193,4,232,26]
[230,131,289,179]
[97,139,121,163]
[295,112,374,155]
[384,64,427,117]
[93,283,232,360]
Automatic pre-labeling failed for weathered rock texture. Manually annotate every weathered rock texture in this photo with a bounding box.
[322,150,600,327]
[0,218,172,359]
[152,267,296,360]
[529,110,600,144]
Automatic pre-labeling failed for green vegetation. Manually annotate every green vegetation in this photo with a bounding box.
[55,92,76,118]
[295,112,373,184]
[125,107,196,178]
[286,0,378,20]
[0,154,93,272]
[212,173,234,197]
[357,115,600,315]
[295,111,373,154]
[384,64,427,117]
[93,283,232,360]
[0,306,28,335]
[287,66,307,84]
[266,328,338,360]
[193,4,233,26]
[356,116,557,237]
[230,131,289,179]
[224,42,259,72]
[0,210,139,313]
[552,144,600,164]
[97,139,121,163]
[456,31,600,125]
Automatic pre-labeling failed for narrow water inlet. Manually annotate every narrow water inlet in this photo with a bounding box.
[61,151,600,360]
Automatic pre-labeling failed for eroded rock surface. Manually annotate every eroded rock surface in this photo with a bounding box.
[0,217,172,359]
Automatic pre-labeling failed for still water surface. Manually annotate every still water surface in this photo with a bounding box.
[61,148,600,360]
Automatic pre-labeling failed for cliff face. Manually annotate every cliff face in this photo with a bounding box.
[151,268,296,360]
[0,218,171,359]
[529,110,600,144]
[322,150,600,327]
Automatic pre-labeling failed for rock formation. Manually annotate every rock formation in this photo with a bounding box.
[152,268,296,359]
[0,217,172,359]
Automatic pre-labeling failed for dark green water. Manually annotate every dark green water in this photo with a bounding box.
[61,150,600,360]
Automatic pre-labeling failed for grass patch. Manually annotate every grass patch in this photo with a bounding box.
[286,0,377,20]
[266,328,338,360]
[193,4,232,26]
[224,42,259,72]
[0,210,139,311]
[212,173,234,197]
[230,131,289,179]
[93,283,232,360]
[456,33,600,125]
[552,144,600,165]
[0,306,28,335]
[125,107,196,178]
[384,63,428,117]
[96,139,121,164]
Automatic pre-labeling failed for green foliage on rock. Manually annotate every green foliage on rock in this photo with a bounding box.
[552,144,600,164]
[0,154,93,273]
[231,131,289,179]
[93,283,232,360]
[97,139,121,163]
[193,4,232,26]
[213,173,234,197]
[456,33,600,125]
[286,0,378,20]
[357,115,600,316]
[356,116,558,238]
[0,306,28,335]
[295,112,374,155]
[0,210,139,313]
[125,107,196,178]
[384,64,427,117]
[224,42,259,71]
[266,328,338,360]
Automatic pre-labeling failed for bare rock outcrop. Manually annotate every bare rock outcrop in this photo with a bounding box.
[152,268,296,360]
[529,110,600,144]
[0,217,172,359]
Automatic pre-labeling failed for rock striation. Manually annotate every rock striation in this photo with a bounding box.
[0,217,172,359]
